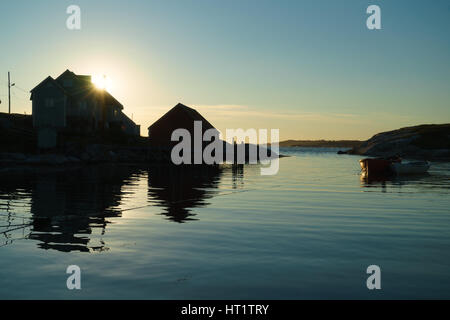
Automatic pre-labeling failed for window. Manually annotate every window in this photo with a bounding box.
[63,79,73,87]
[78,101,87,111]
[45,98,54,107]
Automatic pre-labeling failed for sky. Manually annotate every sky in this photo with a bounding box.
[0,0,449,140]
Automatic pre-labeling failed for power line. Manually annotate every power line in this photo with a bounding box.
[4,72,30,113]
[12,91,29,102]
[13,85,28,93]
[0,81,28,93]
[12,87,29,97]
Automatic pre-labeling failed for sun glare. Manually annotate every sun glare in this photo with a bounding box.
[92,74,112,91]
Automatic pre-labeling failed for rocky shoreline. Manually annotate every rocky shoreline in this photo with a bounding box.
[0,143,282,166]
[0,145,170,166]
[343,124,450,161]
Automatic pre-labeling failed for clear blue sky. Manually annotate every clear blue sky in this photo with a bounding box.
[0,0,449,139]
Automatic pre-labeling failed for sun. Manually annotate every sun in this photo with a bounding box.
[92,74,112,91]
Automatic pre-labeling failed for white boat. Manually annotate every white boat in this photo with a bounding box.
[390,161,430,175]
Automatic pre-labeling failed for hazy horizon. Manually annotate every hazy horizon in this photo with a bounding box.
[1,1,450,302]
[1,0,449,140]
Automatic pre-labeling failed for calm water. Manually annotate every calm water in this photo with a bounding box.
[1,148,450,299]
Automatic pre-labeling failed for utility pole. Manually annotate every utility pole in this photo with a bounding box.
[8,72,11,114]
[8,72,15,114]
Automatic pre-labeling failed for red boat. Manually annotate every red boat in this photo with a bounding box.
[359,157,401,177]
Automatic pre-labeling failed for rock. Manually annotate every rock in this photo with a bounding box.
[0,152,27,162]
[23,154,69,165]
[348,124,450,161]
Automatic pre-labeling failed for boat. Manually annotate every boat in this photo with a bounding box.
[390,161,430,175]
[359,157,401,177]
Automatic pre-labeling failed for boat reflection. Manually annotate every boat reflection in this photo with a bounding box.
[360,171,435,192]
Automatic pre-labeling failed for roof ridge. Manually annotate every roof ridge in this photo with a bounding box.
[148,103,216,130]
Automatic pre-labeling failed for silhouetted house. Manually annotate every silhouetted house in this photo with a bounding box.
[148,103,217,146]
[30,70,140,148]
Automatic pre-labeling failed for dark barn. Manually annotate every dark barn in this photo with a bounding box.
[148,103,217,147]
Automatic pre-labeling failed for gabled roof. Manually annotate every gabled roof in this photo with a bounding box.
[103,91,124,109]
[30,70,123,109]
[55,69,77,81]
[29,76,68,100]
[148,103,215,131]
[147,103,217,145]
[55,69,91,86]
[55,69,93,96]
[30,76,67,93]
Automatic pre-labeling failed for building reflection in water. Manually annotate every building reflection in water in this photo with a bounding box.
[0,163,236,252]
[147,165,223,223]
[0,165,143,252]
[28,165,143,252]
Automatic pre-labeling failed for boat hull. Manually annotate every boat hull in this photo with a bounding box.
[359,158,394,177]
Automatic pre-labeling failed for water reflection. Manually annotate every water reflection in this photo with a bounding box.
[232,164,244,189]
[147,165,223,223]
[360,168,450,193]
[0,170,35,248]
[0,165,144,252]
[0,164,229,252]
[29,165,145,252]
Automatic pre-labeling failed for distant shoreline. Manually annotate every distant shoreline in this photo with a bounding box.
[279,140,362,148]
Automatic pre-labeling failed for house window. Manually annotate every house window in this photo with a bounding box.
[45,98,54,107]
[78,101,88,111]
[63,79,73,87]
[114,110,118,117]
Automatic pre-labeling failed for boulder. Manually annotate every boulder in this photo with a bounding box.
[348,124,450,161]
